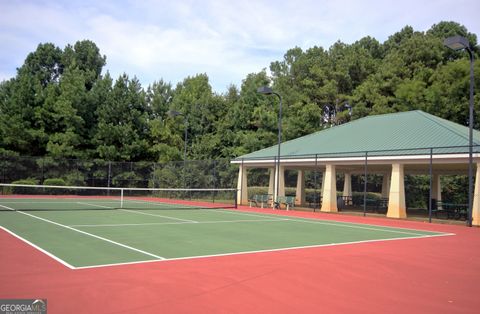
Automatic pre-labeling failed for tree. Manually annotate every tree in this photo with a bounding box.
[145,79,173,119]
[62,40,106,90]
[94,74,149,161]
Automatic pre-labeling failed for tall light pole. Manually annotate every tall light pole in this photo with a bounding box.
[257,86,283,207]
[168,110,188,189]
[444,35,475,227]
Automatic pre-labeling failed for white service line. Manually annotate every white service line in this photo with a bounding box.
[119,208,198,223]
[76,202,115,209]
[69,218,290,228]
[14,210,165,260]
[124,199,196,209]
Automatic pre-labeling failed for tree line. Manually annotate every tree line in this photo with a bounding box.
[1,21,479,163]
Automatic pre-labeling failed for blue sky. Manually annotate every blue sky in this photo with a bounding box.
[1,0,479,93]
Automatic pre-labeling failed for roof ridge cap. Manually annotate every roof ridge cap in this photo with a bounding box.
[416,110,479,144]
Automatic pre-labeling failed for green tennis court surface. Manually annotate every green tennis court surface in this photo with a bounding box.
[0,198,450,269]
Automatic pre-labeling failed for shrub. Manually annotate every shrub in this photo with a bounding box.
[3,179,39,194]
[12,179,39,185]
[43,178,66,186]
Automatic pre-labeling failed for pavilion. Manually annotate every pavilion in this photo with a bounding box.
[231,110,480,225]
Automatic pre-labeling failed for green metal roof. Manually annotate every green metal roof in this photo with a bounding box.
[236,110,480,160]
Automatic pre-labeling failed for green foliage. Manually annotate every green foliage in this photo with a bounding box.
[12,179,39,185]
[43,178,66,186]
[3,179,39,194]
[111,171,143,188]
[0,21,478,167]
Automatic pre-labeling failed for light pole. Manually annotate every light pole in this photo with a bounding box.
[168,110,188,189]
[257,86,283,207]
[444,35,475,227]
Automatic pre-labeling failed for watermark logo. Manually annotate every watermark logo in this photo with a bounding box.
[0,299,47,314]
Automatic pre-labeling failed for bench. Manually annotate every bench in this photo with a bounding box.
[249,194,272,208]
[363,197,388,213]
[440,202,468,220]
[275,196,295,210]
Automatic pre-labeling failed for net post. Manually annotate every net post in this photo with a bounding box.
[234,189,238,209]
[120,188,124,209]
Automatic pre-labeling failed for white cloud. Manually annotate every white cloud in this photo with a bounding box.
[1,0,479,91]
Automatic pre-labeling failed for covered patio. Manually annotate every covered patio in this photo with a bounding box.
[232,111,480,225]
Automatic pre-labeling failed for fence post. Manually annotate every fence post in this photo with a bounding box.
[314,154,318,212]
[429,148,433,223]
[363,151,368,217]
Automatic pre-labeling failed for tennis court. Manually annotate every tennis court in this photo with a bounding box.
[0,185,451,269]
[3,184,480,314]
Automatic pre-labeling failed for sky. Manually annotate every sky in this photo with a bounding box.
[1,0,479,93]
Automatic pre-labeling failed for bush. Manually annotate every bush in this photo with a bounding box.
[63,171,86,186]
[43,178,66,186]
[2,178,39,194]
[42,178,67,195]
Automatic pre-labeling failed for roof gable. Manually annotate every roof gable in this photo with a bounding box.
[237,110,480,159]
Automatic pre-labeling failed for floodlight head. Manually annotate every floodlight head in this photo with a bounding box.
[444,35,470,51]
[257,86,273,95]
[168,110,184,117]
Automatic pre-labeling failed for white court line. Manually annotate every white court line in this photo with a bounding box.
[211,209,451,237]
[124,199,196,209]
[0,226,75,269]
[0,204,16,211]
[119,208,198,223]
[1,204,455,270]
[73,232,455,270]
[6,207,165,260]
[69,218,290,228]
[1,201,87,204]
[78,201,199,223]
[77,202,115,209]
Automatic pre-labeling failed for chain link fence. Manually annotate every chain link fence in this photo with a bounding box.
[0,155,238,190]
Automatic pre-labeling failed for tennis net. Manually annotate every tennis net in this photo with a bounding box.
[0,183,238,211]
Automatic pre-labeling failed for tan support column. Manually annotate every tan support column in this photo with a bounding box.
[296,170,305,206]
[268,168,274,196]
[432,174,442,202]
[343,173,352,205]
[278,165,286,197]
[321,170,326,196]
[387,163,407,218]
[472,163,480,226]
[321,164,337,212]
[381,173,390,198]
[236,164,248,205]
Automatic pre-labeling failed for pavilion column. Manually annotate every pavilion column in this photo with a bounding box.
[296,170,305,206]
[387,163,407,218]
[278,165,286,198]
[321,170,326,196]
[321,164,337,212]
[432,174,442,203]
[236,164,248,205]
[268,168,275,196]
[343,173,352,205]
[472,163,480,226]
[381,173,391,198]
